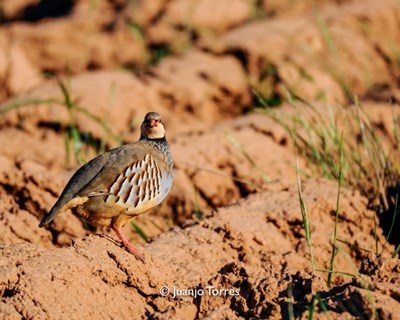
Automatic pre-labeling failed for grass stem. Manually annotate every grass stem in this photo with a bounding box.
[327,132,344,287]
[296,151,316,273]
[382,193,398,254]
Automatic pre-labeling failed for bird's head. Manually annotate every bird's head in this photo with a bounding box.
[140,112,166,140]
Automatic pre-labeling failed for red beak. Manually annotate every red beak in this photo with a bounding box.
[149,119,157,127]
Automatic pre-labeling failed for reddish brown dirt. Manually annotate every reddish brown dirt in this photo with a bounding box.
[0,0,399,319]
[0,180,398,319]
[204,0,400,103]
[0,51,250,143]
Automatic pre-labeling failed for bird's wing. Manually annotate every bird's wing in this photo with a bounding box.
[76,144,148,197]
[39,143,147,227]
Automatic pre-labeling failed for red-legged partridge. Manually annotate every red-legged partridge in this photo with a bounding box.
[39,112,174,261]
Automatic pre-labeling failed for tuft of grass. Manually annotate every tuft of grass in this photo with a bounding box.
[327,242,379,318]
[260,89,400,277]
[58,78,86,165]
[327,133,344,287]
[262,92,400,215]
[295,152,315,273]
[0,77,122,167]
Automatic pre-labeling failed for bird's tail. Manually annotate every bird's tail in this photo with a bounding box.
[38,201,63,228]
[39,196,88,228]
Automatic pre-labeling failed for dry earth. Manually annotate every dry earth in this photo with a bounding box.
[0,0,399,319]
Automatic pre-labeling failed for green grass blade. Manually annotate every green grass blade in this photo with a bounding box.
[253,89,271,109]
[327,132,344,287]
[0,98,62,114]
[64,132,71,167]
[225,131,270,183]
[315,294,330,320]
[193,186,204,220]
[308,295,316,320]
[287,281,294,320]
[373,211,379,255]
[73,104,122,145]
[393,244,400,258]
[317,15,337,53]
[226,131,257,167]
[317,269,356,278]
[1,95,121,145]
[382,193,398,254]
[393,111,400,153]
[336,238,372,253]
[57,77,73,110]
[130,221,148,242]
[296,151,316,273]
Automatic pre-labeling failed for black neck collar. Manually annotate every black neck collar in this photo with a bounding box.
[140,136,167,143]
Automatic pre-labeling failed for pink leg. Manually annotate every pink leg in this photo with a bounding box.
[111,225,145,262]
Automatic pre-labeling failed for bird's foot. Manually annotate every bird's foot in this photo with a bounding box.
[124,242,145,262]
[111,225,145,262]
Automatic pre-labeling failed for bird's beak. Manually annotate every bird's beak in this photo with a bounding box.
[149,119,157,127]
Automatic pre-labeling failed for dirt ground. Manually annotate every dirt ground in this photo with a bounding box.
[0,0,399,319]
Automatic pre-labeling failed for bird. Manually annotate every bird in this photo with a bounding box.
[39,112,174,261]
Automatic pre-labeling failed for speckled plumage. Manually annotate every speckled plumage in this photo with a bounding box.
[39,112,173,261]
